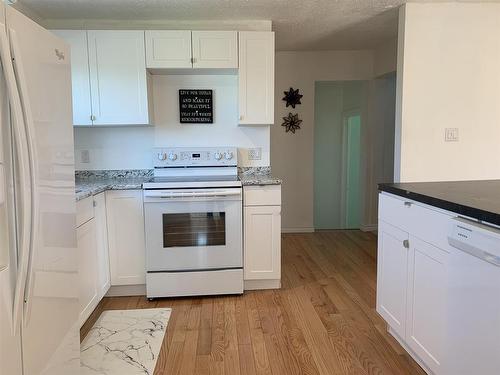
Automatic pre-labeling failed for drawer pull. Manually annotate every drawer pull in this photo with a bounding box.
[403,239,410,249]
[404,201,412,207]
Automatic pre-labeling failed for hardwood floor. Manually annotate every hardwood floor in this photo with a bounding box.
[81,231,426,375]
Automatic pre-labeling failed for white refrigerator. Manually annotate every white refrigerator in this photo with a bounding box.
[0,3,79,375]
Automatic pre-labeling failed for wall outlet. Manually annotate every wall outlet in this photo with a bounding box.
[80,150,90,164]
[248,148,262,161]
[445,128,459,142]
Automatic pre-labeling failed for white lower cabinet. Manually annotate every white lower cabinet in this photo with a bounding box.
[105,190,146,286]
[76,198,98,327]
[377,193,449,374]
[376,221,409,339]
[93,193,110,299]
[243,185,281,289]
[406,237,447,374]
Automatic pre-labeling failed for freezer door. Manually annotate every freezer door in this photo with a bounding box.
[6,6,79,375]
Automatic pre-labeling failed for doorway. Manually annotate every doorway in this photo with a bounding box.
[342,112,361,229]
[313,81,366,230]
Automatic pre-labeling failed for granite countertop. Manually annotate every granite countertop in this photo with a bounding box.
[75,168,281,201]
[379,180,500,226]
[76,177,152,201]
[238,167,282,186]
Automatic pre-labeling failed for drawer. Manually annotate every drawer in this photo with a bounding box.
[76,196,94,228]
[379,192,453,251]
[244,185,281,206]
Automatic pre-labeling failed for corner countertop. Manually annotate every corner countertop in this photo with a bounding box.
[75,167,281,201]
[379,180,500,226]
[76,177,152,201]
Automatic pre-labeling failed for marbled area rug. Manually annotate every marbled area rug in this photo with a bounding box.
[81,308,171,375]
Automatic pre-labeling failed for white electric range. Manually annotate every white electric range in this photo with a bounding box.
[143,147,243,299]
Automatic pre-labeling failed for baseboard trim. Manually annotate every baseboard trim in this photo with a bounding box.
[281,227,315,233]
[244,279,281,290]
[106,284,146,297]
[360,224,378,232]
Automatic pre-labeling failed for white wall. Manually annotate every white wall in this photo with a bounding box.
[75,74,270,170]
[395,3,500,182]
[374,39,397,78]
[272,51,374,232]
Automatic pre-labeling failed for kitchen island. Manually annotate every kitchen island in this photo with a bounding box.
[377,180,500,375]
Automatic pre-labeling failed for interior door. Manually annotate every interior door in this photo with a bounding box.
[6,7,79,375]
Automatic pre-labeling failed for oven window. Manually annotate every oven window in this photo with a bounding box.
[162,212,226,248]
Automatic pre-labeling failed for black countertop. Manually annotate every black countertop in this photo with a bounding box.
[379,180,500,226]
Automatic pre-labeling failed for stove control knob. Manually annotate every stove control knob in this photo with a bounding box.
[168,152,178,161]
[157,152,167,161]
[214,152,222,160]
[224,151,233,160]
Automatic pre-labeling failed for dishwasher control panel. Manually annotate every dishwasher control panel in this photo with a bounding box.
[448,217,500,266]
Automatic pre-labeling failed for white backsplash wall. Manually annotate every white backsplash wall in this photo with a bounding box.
[74,74,270,170]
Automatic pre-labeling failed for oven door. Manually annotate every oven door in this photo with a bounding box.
[143,188,242,272]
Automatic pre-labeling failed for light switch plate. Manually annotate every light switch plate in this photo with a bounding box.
[80,150,90,164]
[248,148,262,161]
[445,128,459,142]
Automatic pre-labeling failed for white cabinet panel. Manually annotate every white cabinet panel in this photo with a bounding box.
[238,31,275,125]
[376,221,409,339]
[244,205,281,280]
[192,31,238,68]
[77,218,98,327]
[106,190,146,285]
[88,30,150,125]
[93,193,110,299]
[145,30,192,69]
[406,237,447,374]
[51,30,92,126]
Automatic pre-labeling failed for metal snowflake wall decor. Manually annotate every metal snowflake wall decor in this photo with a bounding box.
[282,87,303,108]
[281,113,302,134]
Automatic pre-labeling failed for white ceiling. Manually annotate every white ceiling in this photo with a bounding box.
[15,0,500,51]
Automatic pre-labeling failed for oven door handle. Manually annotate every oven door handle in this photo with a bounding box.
[144,190,242,198]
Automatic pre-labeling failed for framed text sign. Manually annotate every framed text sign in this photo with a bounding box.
[179,89,213,123]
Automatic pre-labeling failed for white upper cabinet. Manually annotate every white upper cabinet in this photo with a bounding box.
[192,31,238,68]
[238,31,275,125]
[145,30,192,69]
[87,30,151,125]
[52,30,92,126]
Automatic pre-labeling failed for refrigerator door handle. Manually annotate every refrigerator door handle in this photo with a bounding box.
[0,25,32,336]
[8,28,38,328]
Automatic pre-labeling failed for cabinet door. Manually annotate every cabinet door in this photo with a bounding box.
[52,30,92,126]
[93,193,110,299]
[145,30,192,69]
[238,31,275,125]
[244,205,281,280]
[87,30,150,125]
[106,190,146,285]
[77,218,98,327]
[376,221,409,339]
[406,237,447,374]
[192,31,238,68]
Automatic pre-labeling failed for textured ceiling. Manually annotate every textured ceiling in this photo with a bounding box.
[15,0,500,50]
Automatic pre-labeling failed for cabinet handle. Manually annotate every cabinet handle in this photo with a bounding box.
[404,201,412,207]
[93,200,97,207]
[403,239,410,249]
[90,115,96,121]
[239,115,243,121]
